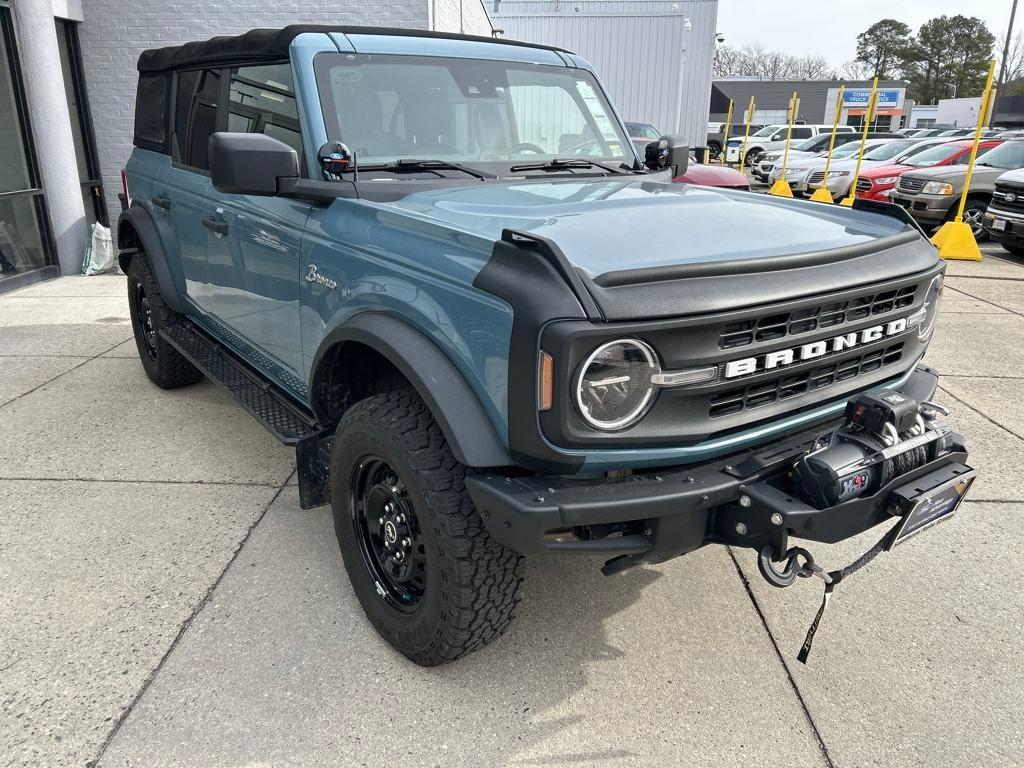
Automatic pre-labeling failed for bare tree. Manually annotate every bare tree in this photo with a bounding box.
[794,55,835,79]
[998,32,1024,84]
[713,45,743,78]
[839,59,875,80]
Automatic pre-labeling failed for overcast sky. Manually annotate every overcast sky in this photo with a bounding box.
[716,0,1014,67]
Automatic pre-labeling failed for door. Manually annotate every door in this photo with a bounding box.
[204,63,310,396]
[155,66,223,313]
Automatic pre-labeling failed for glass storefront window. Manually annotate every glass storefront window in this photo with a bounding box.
[0,6,57,286]
[0,10,33,195]
[0,194,49,276]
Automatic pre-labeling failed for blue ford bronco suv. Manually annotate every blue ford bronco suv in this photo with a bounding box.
[121,26,974,665]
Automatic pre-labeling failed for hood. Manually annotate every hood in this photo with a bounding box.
[673,164,749,187]
[997,168,1024,184]
[380,178,911,281]
[858,162,912,178]
[899,164,1009,182]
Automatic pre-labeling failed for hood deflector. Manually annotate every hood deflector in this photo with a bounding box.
[504,202,941,323]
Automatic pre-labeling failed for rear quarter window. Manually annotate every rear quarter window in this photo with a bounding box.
[134,73,171,152]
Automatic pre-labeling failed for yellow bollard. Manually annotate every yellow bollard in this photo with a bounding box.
[769,91,798,198]
[931,60,996,262]
[738,96,755,170]
[840,78,878,207]
[719,99,734,167]
[809,85,845,204]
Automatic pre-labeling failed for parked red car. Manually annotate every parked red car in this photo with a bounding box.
[856,139,1002,201]
[674,162,750,191]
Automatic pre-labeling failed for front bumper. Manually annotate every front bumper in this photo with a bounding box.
[468,366,959,565]
[982,207,1024,244]
[890,191,952,223]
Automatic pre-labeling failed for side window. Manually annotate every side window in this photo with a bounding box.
[173,68,221,171]
[227,63,302,157]
[792,127,813,139]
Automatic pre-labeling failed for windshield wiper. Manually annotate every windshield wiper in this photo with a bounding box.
[508,158,630,175]
[359,159,496,180]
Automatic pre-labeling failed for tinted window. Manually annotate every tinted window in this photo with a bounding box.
[791,127,813,139]
[173,68,220,170]
[134,73,169,149]
[227,63,301,156]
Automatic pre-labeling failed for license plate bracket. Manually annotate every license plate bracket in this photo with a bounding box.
[885,462,976,550]
[992,217,1008,231]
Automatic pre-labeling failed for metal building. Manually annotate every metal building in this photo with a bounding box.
[491,0,719,148]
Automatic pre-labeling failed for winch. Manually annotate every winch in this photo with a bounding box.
[792,390,955,510]
[747,389,975,663]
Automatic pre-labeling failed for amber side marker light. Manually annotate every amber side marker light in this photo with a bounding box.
[539,351,554,411]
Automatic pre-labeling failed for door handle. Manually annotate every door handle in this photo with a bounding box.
[150,194,172,210]
[201,215,229,235]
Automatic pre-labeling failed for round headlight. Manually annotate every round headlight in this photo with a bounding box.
[918,274,944,341]
[574,339,659,431]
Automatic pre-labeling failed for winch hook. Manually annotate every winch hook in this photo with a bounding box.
[757,544,816,588]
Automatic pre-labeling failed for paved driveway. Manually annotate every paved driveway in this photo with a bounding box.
[1,247,1022,767]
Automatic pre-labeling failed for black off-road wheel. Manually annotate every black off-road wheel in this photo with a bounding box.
[126,255,202,389]
[331,389,524,666]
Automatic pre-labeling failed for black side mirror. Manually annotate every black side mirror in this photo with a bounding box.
[209,132,299,196]
[644,134,689,175]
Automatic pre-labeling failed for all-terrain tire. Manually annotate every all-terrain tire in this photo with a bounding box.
[330,389,524,666]
[126,255,203,389]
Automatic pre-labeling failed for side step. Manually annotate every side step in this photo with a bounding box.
[160,321,333,509]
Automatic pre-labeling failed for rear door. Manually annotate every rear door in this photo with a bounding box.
[203,62,310,396]
[154,67,224,314]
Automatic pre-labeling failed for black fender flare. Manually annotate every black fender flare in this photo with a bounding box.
[311,313,513,468]
[117,205,185,314]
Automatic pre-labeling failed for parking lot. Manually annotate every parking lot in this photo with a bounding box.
[0,241,1021,767]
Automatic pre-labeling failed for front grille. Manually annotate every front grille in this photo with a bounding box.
[991,184,1024,212]
[709,343,906,418]
[807,171,825,186]
[856,178,872,192]
[718,284,918,350]
[899,175,926,193]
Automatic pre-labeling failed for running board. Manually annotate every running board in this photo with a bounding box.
[160,321,333,509]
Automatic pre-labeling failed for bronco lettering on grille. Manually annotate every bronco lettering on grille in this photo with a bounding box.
[724,317,910,379]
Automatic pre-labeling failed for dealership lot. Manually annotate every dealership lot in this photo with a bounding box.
[1,248,1022,767]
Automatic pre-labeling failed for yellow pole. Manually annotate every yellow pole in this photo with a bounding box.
[840,77,878,206]
[931,60,997,261]
[769,91,797,197]
[719,99,734,166]
[809,85,845,204]
[738,96,755,169]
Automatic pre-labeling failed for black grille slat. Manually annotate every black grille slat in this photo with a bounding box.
[708,343,905,418]
[717,285,920,350]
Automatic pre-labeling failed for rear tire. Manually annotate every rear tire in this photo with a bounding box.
[330,389,524,666]
[126,255,202,389]
[707,141,722,160]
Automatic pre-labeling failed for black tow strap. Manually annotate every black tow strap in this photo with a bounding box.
[796,522,900,664]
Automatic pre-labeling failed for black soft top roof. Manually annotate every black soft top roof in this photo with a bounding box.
[136,25,571,73]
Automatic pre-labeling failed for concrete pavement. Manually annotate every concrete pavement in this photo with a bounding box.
[1,247,1022,767]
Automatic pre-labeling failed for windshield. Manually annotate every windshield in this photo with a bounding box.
[862,139,917,161]
[314,53,633,174]
[904,143,971,167]
[792,136,824,151]
[975,141,1024,169]
[752,126,781,137]
[830,142,864,159]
